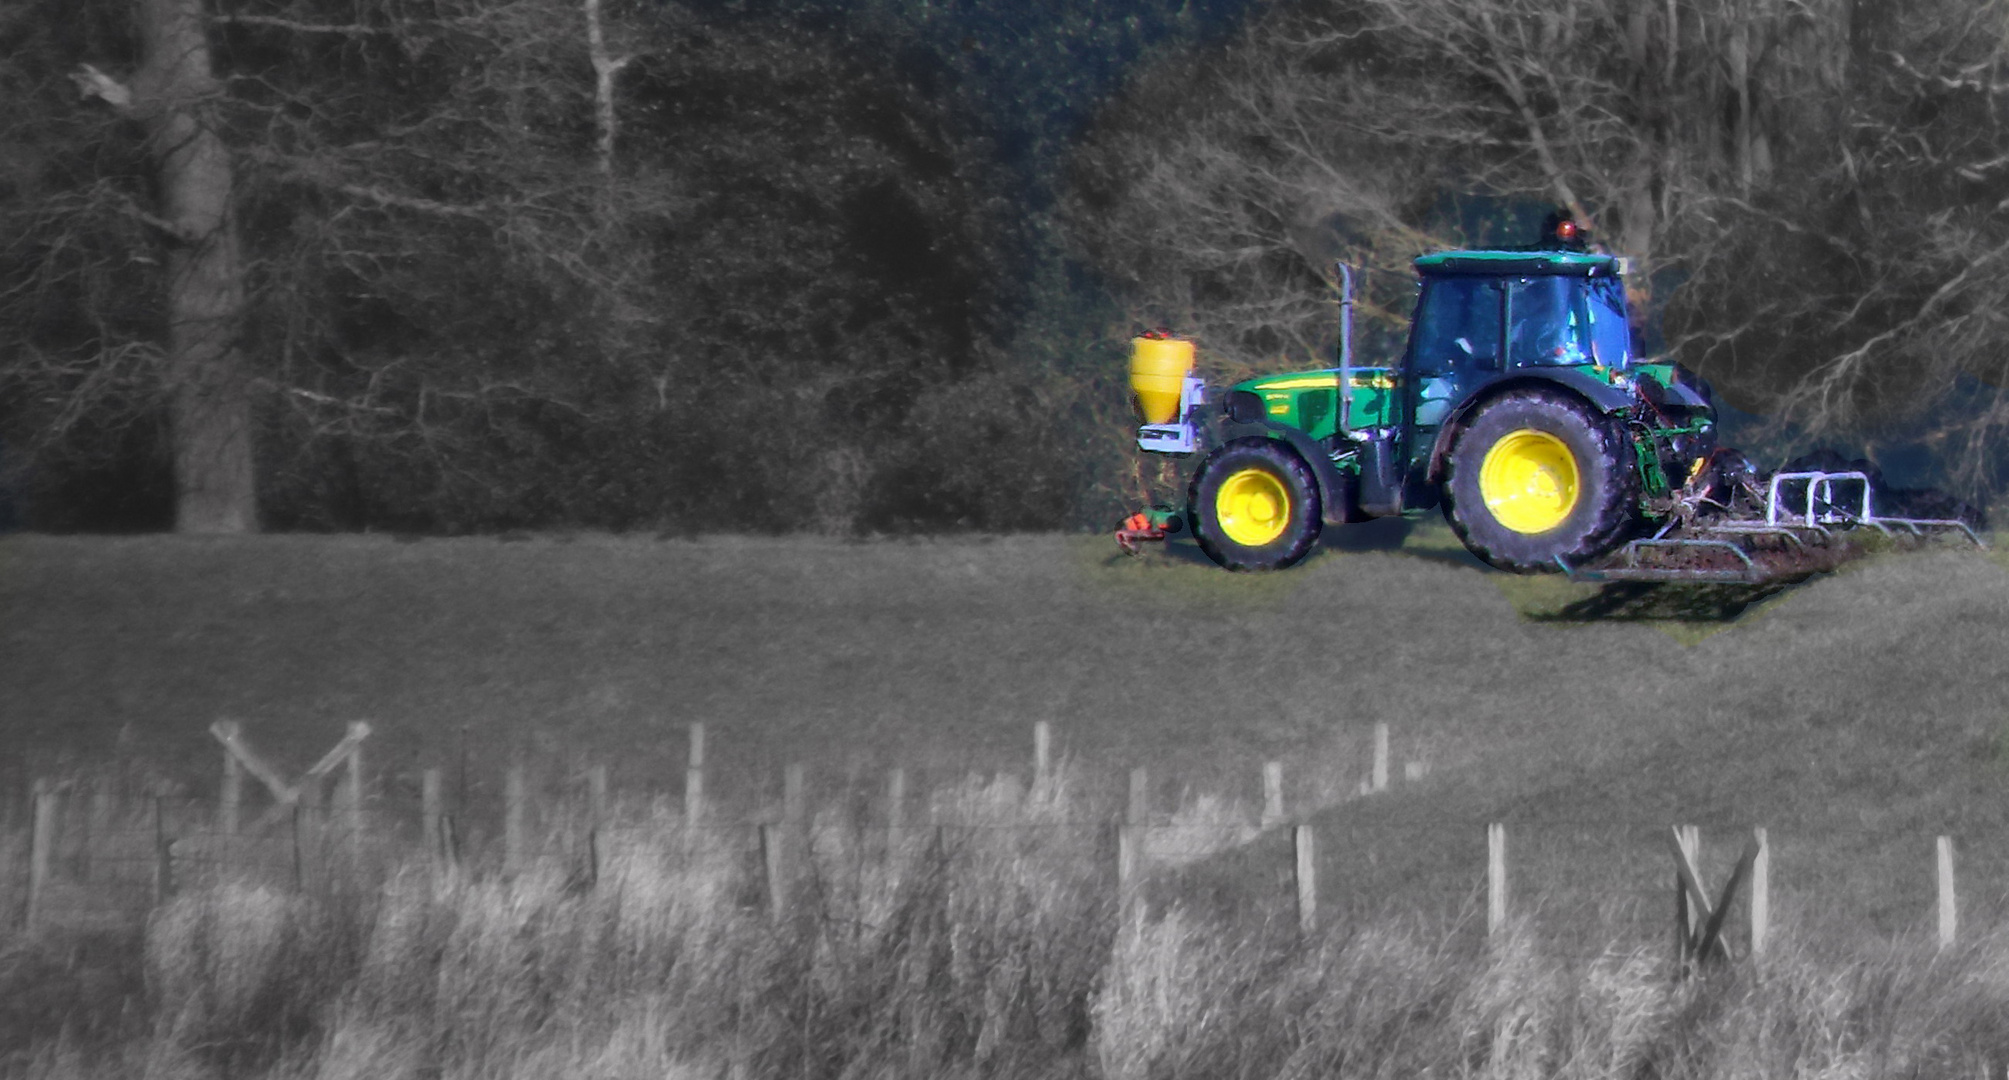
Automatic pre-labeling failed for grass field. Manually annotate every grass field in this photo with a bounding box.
[6,524,2009,911]
[5,524,2009,1077]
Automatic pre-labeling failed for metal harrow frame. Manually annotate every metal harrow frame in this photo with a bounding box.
[1559,470,1986,584]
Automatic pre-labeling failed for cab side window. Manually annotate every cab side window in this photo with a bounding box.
[1585,277,1632,367]
[1409,278,1502,377]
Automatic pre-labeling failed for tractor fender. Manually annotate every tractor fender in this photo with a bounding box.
[1424,371,1628,483]
[1219,420,1348,519]
[1653,373,1711,410]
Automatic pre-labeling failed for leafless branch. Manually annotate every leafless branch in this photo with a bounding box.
[211,13,391,36]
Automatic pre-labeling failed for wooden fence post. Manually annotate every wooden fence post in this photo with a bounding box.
[1116,824,1137,908]
[291,803,306,892]
[1938,835,1957,949]
[588,764,608,828]
[505,765,526,874]
[1750,828,1769,961]
[1487,823,1507,937]
[685,723,706,827]
[783,763,805,831]
[1371,722,1389,793]
[1034,721,1052,788]
[1665,825,1757,971]
[342,721,366,864]
[219,723,242,837]
[1262,762,1284,828]
[421,768,444,875]
[1127,767,1148,827]
[760,823,787,922]
[153,796,173,906]
[1294,823,1317,935]
[887,767,906,836]
[81,780,109,880]
[26,781,54,933]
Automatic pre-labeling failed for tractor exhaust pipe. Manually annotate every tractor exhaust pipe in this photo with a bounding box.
[1334,261,1354,417]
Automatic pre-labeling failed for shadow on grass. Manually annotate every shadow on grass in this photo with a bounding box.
[1522,580,1797,623]
[1321,517,1414,552]
[1101,516,1501,573]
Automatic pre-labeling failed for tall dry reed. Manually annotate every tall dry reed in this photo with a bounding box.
[7,771,2009,1080]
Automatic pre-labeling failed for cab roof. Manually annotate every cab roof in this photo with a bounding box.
[1413,250,1619,277]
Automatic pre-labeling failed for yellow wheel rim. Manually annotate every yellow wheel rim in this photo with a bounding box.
[1216,466,1292,547]
[1479,429,1580,534]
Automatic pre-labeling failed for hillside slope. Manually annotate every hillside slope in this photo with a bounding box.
[2,531,2004,942]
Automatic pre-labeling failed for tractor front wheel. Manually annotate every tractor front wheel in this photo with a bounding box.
[1189,438,1322,571]
[1442,389,1639,572]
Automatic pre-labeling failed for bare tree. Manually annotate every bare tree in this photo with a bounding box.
[582,0,635,179]
[1665,0,2009,493]
[4,0,1082,532]
[1075,0,2009,500]
[1068,22,1446,385]
[73,0,255,532]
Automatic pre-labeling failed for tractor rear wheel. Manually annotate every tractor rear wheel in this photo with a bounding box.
[1189,438,1322,571]
[1442,389,1639,572]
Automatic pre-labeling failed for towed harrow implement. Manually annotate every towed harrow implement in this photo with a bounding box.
[1557,470,1986,585]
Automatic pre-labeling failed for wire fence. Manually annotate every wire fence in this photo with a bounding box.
[6,760,2003,963]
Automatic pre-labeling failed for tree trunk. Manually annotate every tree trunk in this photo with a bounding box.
[583,0,631,179]
[139,0,256,532]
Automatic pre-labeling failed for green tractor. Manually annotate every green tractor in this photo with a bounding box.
[1117,218,1977,578]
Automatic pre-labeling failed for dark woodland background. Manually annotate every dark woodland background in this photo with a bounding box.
[5,0,2009,535]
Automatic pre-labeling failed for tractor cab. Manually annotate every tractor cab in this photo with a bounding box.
[1407,256,1633,388]
[1401,251,1643,474]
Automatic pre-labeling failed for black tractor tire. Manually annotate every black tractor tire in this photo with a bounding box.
[1188,438,1323,571]
[1441,389,1640,573]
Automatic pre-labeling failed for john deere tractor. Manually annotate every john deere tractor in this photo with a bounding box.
[1118,219,1980,577]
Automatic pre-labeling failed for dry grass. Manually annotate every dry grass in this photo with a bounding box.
[5,772,2009,1080]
